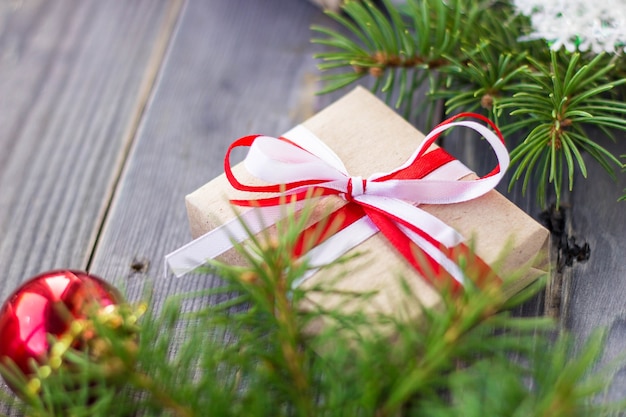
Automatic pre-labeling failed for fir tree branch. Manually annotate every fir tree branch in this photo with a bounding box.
[1,205,623,415]
[312,0,626,207]
[128,372,193,417]
[502,51,626,207]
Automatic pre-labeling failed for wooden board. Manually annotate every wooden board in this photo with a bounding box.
[564,131,626,401]
[88,0,329,304]
[0,0,180,284]
[0,1,182,413]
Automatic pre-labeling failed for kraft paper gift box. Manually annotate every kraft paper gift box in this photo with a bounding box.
[183,86,550,319]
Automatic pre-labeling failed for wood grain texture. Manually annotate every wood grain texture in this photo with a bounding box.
[0,0,179,284]
[563,131,626,401]
[0,1,181,411]
[88,0,328,304]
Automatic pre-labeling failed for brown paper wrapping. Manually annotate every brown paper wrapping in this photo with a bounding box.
[185,87,550,320]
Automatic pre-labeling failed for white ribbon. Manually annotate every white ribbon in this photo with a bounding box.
[165,120,509,286]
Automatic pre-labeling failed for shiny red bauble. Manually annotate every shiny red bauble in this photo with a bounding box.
[0,270,122,379]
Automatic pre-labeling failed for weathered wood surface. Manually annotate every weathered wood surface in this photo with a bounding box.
[88,0,328,304]
[565,132,626,402]
[1,0,625,412]
[0,0,182,288]
[0,0,183,413]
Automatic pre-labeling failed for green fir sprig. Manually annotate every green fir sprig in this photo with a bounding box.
[1,203,623,416]
[312,0,626,207]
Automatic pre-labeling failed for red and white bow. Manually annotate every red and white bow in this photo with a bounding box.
[166,113,509,289]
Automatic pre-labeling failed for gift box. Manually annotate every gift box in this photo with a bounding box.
[180,87,550,320]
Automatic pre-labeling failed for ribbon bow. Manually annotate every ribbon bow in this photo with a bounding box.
[165,113,508,290]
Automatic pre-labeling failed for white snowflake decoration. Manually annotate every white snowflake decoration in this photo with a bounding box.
[512,0,626,54]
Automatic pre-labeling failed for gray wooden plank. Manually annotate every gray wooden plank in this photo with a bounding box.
[88,0,328,303]
[0,1,182,411]
[0,0,181,291]
[563,131,626,401]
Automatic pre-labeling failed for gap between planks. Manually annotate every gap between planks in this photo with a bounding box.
[84,0,186,272]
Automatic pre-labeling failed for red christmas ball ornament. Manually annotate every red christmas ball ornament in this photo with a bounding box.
[0,270,122,385]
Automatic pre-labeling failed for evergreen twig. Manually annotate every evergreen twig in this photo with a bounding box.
[1,202,621,416]
[312,0,626,207]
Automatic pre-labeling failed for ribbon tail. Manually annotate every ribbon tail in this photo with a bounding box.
[395,222,501,290]
[292,216,380,288]
[290,203,375,287]
[164,205,290,278]
[363,206,462,292]
[292,203,365,258]
[395,223,466,286]
[444,242,502,289]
